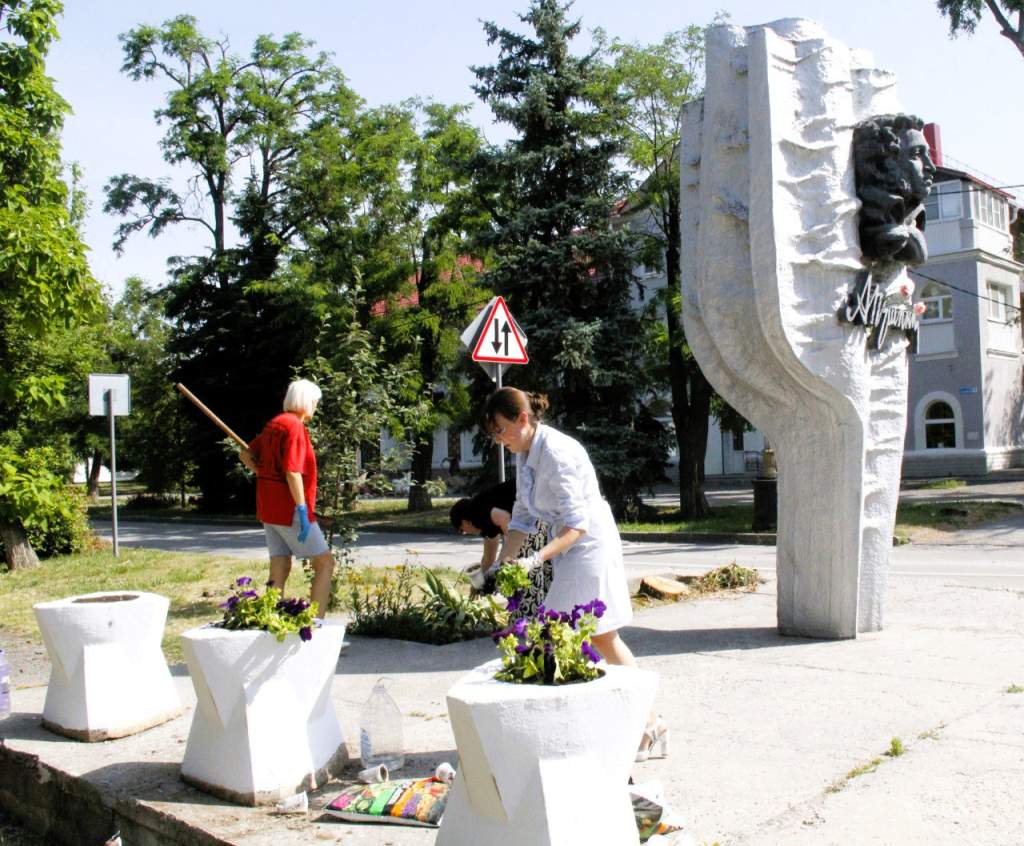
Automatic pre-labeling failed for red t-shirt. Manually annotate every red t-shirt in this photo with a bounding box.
[249,412,317,526]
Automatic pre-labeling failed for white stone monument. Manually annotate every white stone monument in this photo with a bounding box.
[437,660,658,846]
[33,591,181,740]
[681,20,931,637]
[179,622,347,805]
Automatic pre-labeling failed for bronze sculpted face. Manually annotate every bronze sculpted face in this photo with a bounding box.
[853,114,935,267]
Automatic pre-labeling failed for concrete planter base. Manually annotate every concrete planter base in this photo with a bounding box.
[33,591,181,741]
[179,622,347,805]
[438,660,658,846]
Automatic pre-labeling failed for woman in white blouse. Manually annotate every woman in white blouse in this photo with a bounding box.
[486,387,668,762]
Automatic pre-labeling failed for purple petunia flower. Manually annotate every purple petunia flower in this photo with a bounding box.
[581,641,602,663]
[506,592,522,612]
[515,643,531,654]
[240,590,258,599]
[299,626,313,642]
[236,576,252,587]
[512,618,528,637]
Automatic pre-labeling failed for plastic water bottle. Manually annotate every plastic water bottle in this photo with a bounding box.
[0,649,11,719]
[358,677,404,771]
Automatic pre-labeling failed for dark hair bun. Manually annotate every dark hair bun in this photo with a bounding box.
[527,392,549,418]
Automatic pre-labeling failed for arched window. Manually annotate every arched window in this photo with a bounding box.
[919,282,953,322]
[924,401,956,449]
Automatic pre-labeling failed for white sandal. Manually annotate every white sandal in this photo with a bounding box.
[635,716,670,762]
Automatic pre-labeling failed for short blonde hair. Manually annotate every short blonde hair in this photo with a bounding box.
[283,379,322,417]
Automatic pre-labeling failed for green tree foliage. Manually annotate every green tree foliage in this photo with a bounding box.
[595,23,725,518]
[0,0,102,566]
[106,17,361,511]
[471,0,669,517]
[106,277,195,498]
[366,101,491,512]
[937,1,1024,57]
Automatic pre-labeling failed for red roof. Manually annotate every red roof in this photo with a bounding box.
[369,257,484,316]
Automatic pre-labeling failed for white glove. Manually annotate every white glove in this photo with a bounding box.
[464,563,486,590]
[514,551,543,570]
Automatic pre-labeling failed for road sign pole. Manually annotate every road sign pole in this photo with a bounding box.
[496,366,505,483]
[106,389,119,557]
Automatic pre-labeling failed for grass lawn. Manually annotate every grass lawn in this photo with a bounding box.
[912,478,967,490]
[620,499,1022,538]
[893,500,1022,540]
[0,549,268,664]
[0,549,477,664]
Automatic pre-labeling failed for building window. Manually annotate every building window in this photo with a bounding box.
[973,188,1008,230]
[924,401,957,449]
[987,281,1012,322]
[919,282,953,321]
[731,429,744,451]
[924,181,963,222]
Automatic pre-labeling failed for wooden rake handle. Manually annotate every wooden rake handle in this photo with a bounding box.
[175,383,249,449]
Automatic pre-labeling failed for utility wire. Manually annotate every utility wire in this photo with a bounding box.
[909,268,1021,313]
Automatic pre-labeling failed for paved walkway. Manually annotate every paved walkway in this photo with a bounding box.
[3,572,1022,845]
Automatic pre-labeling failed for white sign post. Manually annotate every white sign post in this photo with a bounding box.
[461,297,528,482]
[88,374,131,557]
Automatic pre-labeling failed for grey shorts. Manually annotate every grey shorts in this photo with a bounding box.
[263,513,330,558]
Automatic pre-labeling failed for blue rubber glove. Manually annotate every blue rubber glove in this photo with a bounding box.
[294,504,311,543]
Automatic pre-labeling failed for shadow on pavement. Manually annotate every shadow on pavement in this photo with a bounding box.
[622,624,831,658]
[333,635,494,676]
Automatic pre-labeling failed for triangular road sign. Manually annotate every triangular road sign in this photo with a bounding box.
[471,296,529,364]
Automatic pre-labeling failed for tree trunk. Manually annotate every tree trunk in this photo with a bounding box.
[677,370,712,519]
[663,190,712,519]
[1,522,40,569]
[86,448,104,501]
[407,434,434,512]
[407,239,438,513]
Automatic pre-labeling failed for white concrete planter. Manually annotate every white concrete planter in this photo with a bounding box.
[179,622,347,805]
[438,660,658,846]
[33,591,182,741]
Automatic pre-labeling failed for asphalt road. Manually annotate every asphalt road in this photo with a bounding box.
[94,519,1024,589]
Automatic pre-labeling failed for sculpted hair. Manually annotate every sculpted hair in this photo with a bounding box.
[483,387,549,431]
[853,112,930,266]
[283,379,322,417]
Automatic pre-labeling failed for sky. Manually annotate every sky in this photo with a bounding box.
[46,0,1024,297]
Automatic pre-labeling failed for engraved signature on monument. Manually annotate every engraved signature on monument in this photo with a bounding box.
[841,272,920,351]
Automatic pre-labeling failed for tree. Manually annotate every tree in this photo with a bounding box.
[470,0,669,517]
[368,101,491,511]
[106,17,361,511]
[594,25,725,518]
[937,1,1024,58]
[0,0,102,567]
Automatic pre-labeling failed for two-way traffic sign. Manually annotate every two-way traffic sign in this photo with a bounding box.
[470,296,528,364]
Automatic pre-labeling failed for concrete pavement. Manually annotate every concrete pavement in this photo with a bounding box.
[2,571,1022,845]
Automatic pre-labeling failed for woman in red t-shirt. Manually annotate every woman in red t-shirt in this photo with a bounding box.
[240,379,334,618]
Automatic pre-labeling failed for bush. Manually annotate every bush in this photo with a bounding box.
[124,493,178,511]
[25,483,92,558]
[0,446,93,562]
[345,565,503,645]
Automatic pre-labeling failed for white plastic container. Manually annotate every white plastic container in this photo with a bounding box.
[0,649,11,719]
[358,677,404,771]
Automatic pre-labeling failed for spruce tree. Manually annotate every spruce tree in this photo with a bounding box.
[471,0,668,516]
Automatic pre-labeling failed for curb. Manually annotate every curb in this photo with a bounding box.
[620,530,776,545]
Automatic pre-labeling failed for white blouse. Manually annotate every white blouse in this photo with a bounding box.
[509,423,604,536]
